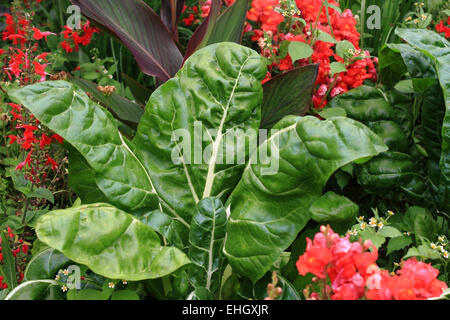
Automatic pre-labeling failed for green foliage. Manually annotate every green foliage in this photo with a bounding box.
[6,43,389,299]
[35,204,190,280]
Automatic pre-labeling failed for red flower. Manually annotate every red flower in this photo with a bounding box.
[8,135,18,144]
[296,238,333,278]
[435,20,450,38]
[32,27,55,41]
[45,155,58,170]
[247,0,284,33]
[39,133,52,150]
[16,151,33,171]
[51,134,64,144]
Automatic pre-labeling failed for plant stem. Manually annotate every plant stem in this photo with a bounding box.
[360,0,366,49]
[317,74,339,108]
[21,197,29,226]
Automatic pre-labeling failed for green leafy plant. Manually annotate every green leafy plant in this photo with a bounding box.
[5,42,387,299]
[326,29,449,216]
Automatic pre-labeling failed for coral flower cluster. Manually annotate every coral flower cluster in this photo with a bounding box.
[246,0,377,108]
[297,226,448,300]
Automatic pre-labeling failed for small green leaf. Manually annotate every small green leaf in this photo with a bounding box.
[378,226,402,238]
[188,197,227,293]
[330,62,347,76]
[140,210,188,249]
[336,40,356,58]
[23,248,70,281]
[316,30,337,44]
[394,79,414,94]
[288,41,313,62]
[27,188,54,204]
[358,229,386,248]
[335,170,351,190]
[386,236,412,255]
[310,191,358,223]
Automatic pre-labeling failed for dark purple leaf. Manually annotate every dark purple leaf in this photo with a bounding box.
[184,0,221,60]
[160,0,185,41]
[71,0,182,82]
[260,64,319,129]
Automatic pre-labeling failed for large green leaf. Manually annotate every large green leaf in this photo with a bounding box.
[379,43,437,91]
[8,80,161,213]
[9,43,267,231]
[5,280,62,300]
[23,248,70,281]
[355,152,420,195]
[223,116,388,281]
[70,0,182,82]
[35,204,190,281]
[394,28,450,213]
[327,85,395,122]
[133,42,267,226]
[260,64,319,129]
[140,210,188,249]
[187,197,227,293]
[67,147,108,205]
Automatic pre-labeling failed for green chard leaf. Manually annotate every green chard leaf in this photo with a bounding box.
[8,80,161,213]
[35,204,190,281]
[223,115,387,281]
[187,197,227,293]
[394,28,450,213]
[133,42,267,226]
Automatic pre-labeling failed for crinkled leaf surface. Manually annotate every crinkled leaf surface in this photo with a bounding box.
[133,42,267,226]
[395,28,450,213]
[187,197,227,292]
[309,191,359,223]
[140,210,188,249]
[9,43,267,233]
[35,204,190,281]
[8,81,160,212]
[355,152,420,195]
[223,116,388,281]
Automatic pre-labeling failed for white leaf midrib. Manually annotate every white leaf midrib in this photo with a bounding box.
[202,55,251,198]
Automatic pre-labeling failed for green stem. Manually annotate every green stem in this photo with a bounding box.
[325,3,336,40]
[21,197,29,226]
[318,74,339,109]
[313,2,325,32]
[360,0,366,49]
